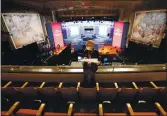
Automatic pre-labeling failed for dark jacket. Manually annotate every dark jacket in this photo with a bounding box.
[83,49,100,72]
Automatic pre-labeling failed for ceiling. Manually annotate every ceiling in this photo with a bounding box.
[2,0,147,19]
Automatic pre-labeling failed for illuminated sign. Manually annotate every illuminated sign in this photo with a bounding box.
[112,22,124,48]
[51,22,64,47]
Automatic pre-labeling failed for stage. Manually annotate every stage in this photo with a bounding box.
[1,64,166,83]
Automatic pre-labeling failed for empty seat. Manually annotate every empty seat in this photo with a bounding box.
[136,88,160,103]
[118,82,134,88]
[155,87,167,110]
[1,101,20,116]
[135,81,153,88]
[58,87,78,102]
[17,87,39,103]
[43,82,59,87]
[98,83,115,88]
[2,81,12,88]
[16,103,45,116]
[114,88,139,103]
[153,81,167,88]
[155,102,167,116]
[61,82,78,88]
[102,103,128,116]
[78,87,97,101]
[98,87,118,103]
[127,103,158,116]
[26,82,42,87]
[73,87,98,116]
[43,103,73,116]
[1,87,21,102]
[38,87,58,104]
[8,81,25,87]
[1,80,8,87]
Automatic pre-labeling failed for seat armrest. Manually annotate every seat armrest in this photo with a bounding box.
[67,103,73,116]
[39,82,45,88]
[126,103,135,116]
[6,101,20,116]
[99,104,103,116]
[77,82,80,91]
[96,83,99,91]
[114,82,119,88]
[36,103,45,116]
[132,82,138,89]
[150,82,158,88]
[21,82,29,88]
[155,102,167,116]
[3,81,12,88]
[58,82,63,88]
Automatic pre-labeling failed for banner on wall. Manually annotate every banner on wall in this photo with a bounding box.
[112,22,124,48]
[51,22,64,47]
[2,13,45,49]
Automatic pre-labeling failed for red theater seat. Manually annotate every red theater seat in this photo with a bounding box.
[16,103,45,116]
[43,103,73,116]
[38,87,58,102]
[16,109,38,116]
[1,87,21,102]
[127,103,158,116]
[98,88,118,102]
[44,112,67,116]
[73,113,97,116]
[58,87,78,101]
[103,113,127,116]
[73,87,98,115]
[114,88,139,103]
[1,102,20,116]
[137,87,159,102]
[78,87,97,101]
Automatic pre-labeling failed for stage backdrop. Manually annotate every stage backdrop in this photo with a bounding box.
[130,10,166,48]
[61,21,114,51]
[2,13,45,49]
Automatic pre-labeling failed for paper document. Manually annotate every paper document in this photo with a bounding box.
[79,58,98,63]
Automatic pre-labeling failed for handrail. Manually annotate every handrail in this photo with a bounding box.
[1,64,166,73]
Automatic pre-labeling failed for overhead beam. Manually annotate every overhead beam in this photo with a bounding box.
[60,14,116,17]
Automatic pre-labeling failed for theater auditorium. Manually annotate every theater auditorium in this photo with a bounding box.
[1,0,167,116]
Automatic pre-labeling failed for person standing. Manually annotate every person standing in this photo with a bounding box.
[82,40,100,87]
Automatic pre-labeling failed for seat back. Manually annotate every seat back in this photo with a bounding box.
[58,87,78,101]
[17,87,39,101]
[98,88,118,102]
[115,88,139,103]
[78,87,97,101]
[38,87,58,102]
[137,88,159,102]
[156,87,167,103]
[1,87,21,101]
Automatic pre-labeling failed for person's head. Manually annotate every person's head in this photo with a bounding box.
[57,44,60,49]
[86,40,94,51]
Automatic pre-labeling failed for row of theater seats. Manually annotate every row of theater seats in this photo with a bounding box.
[1,81,167,116]
[2,80,167,88]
